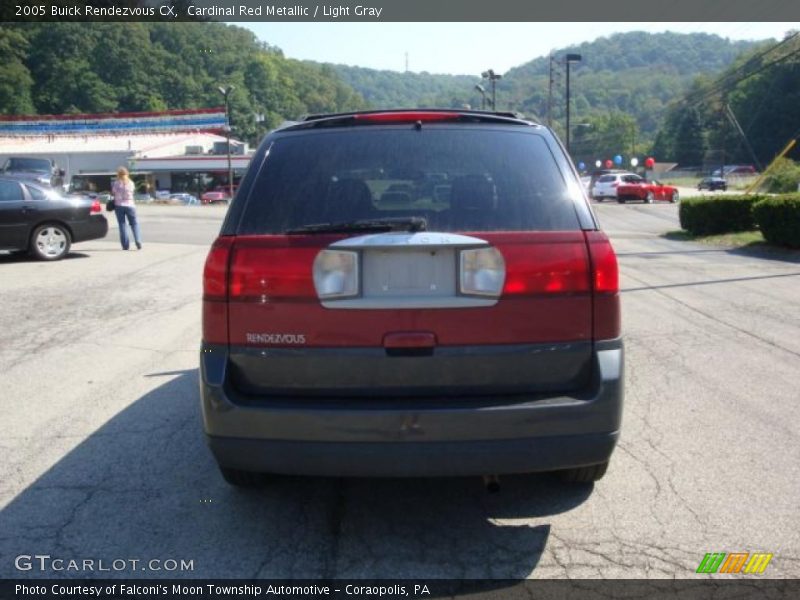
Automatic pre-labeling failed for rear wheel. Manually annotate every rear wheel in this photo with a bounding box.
[558,461,609,483]
[670,191,680,203]
[30,223,71,261]
[645,192,654,204]
[219,466,266,487]
[617,198,626,204]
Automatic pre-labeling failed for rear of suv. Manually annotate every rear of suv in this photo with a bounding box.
[201,110,623,486]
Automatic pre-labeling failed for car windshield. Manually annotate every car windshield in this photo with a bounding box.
[238,128,581,234]
[3,157,51,173]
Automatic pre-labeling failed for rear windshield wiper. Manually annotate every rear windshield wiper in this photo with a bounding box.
[286,216,427,235]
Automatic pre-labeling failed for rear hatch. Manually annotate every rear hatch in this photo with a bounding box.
[212,116,608,398]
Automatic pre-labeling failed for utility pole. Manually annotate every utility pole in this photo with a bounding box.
[725,103,763,171]
[564,54,582,156]
[481,69,502,111]
[218,85,235,200]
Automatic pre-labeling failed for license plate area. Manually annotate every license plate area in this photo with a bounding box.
[362,248,456,298]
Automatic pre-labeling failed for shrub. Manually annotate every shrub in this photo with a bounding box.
[679,195,764,235]
[753,194,800,247]
[762,158,800,194]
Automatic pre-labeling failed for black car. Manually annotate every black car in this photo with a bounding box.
[0,178,108,260]
[697,177,728,191]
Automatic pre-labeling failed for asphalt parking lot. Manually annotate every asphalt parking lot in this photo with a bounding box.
[1,202,798,579]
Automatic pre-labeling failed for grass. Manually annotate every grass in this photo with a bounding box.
[664,229,766,248]
[665,227,800,261]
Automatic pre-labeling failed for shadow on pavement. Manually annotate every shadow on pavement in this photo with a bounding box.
[0,369,593,579]
[0,251,90,263]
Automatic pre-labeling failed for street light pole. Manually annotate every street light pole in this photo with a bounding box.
[218,85,235,200]
[564,54,582,156]
[474,84,487,110]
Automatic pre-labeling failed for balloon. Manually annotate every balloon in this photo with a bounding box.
[645,157,655,169]
[604,159,613,168]
[630,157,639,167]
[578,161,586,171]
[595,160,602,168]
[613,154,623,165]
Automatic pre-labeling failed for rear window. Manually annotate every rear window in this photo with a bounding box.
[597,175,616,183]
[237,128,582,234]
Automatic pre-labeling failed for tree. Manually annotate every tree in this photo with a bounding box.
[673,108,707,166]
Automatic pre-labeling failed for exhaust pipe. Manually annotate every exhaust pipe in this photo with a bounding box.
[482,475,500,493]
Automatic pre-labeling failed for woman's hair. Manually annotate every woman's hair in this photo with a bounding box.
[116,166,129,180]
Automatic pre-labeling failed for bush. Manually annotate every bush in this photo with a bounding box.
[679,195,764,235]
[753,194,800,247]
[762,158,800,194]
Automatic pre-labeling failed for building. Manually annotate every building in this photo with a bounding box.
[0,108,254,195]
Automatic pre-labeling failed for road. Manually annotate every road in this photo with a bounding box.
[1,202,798,579]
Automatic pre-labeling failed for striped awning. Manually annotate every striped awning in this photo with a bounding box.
[0,108,227,136]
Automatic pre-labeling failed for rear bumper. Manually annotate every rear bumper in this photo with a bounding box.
[199,339,623,477]
[70,215,108,243]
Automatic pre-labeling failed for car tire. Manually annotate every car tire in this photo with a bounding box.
[558,461,609,483]
[670,191,680,203]
[617,198,626,204]
[645,192,654,204]
[29,223,71,261]
[219,466,266,487]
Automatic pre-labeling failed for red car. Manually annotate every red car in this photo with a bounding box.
[200,109,623,487]
[616,178,679,203]
[200,190,229,205]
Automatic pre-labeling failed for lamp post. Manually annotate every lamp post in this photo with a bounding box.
[564,53,582,155]
[474,84,487,110]
[481,69,502,110]
[217,85,235,200]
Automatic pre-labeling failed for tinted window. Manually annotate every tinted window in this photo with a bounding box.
[598,175,616,183]
[0,181,24,202]
[3,157,51,173]
[239,128,581,233]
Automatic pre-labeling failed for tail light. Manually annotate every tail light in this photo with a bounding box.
[585,231,620,340]
[229,244,317,300]
[611,182,620,187]
[460,247,505,297]
[354,111,460,124]
[202,237,234,344]
[502,243,590,295]
[90,200,102,213]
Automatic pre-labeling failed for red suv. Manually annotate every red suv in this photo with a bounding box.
[201,110,623,486]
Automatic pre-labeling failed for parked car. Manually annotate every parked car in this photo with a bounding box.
[170,193,199,205]
[591,172,638,201]
[0,178,107,260]
[200,190,229,205]
[712,165,757,177]
[588,169,628,198]
[200,109,623,487]
[697,177,728,191]
[616,178,679,203]
[0,156,64,188]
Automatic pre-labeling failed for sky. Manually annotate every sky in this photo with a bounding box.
[237,22,800,75]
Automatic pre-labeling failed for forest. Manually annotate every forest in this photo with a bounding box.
[1,22,798,169]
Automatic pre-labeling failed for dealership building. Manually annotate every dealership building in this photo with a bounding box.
[0,108,253,195]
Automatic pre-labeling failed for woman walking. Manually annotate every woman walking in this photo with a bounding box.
[111,167,142,250]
